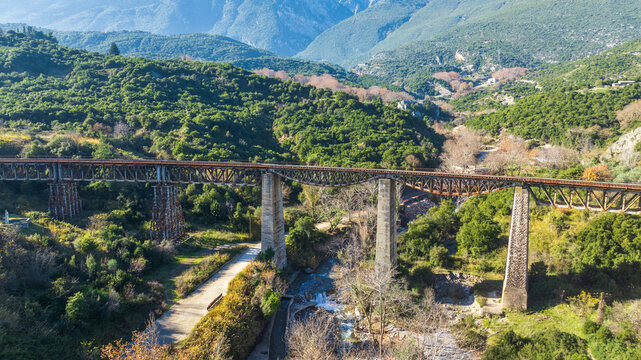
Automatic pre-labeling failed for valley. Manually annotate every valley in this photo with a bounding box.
[1,2,641,359]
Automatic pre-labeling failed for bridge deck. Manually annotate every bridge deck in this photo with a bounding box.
[0,158,639,192]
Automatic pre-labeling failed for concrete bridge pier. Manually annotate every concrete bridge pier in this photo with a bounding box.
[375,178,398,273]
[502,187,530,310]
[261,173,287,268]
[150,184,186,243]
[48,181,82,221]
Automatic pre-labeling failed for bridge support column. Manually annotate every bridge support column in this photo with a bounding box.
[502,187,530,310]
[48,181,81,221]
[150,184,185,243]
[375,178,397,273]
[261,173,286,269]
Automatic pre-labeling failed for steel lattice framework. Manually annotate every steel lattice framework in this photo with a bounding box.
[2,159,641,214]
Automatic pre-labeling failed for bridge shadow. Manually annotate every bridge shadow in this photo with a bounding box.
[528,262,641,312]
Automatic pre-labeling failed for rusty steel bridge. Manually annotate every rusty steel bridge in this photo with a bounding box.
[3,157,641,310]
[1,158,641,214]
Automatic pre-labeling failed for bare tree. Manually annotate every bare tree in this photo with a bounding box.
[113,121,132,138]
[441,127,483,172]
[482,134,529,175]
[617,99,641,129]
[535,145,578,169]
[287,311,339,360]
[101,318,169,360]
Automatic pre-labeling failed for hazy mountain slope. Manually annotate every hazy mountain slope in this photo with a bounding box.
[0,0,376,56]
[298,0,510,67]
[297,0,428,66]
[368,0,508,56]
[55,30,274,62]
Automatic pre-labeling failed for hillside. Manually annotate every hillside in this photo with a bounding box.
[0,30,441,168]
[297,0,429,66]
[0,24,402,94]
[530,37,641,90]
[299,0,508,67]
[0,0,375,56]
[352,0,641,95]
[54,30,274,62]
[452,36,641,147]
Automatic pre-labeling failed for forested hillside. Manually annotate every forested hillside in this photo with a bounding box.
[0,24,402,96]
[54,30,274,62]
[456,36,641,147]
[530,37,641,90]
[0,30,441,168]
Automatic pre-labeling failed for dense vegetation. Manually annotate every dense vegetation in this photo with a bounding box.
[465,84,641,147]
[530,36,641,90]
[0,191,164,359]
[0,31,441,167]
[398,188,641,358]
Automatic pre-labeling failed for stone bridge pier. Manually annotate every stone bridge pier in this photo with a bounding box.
[375,178,397,273]
[502,187,530,310]
[261,173,287,268]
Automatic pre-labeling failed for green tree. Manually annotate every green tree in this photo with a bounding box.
[65,292,90,322]
[109,42,120,56]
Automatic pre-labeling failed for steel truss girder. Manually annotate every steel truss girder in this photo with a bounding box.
[0,163,261,186]
[3,160,641,214]
[527,185,641,215]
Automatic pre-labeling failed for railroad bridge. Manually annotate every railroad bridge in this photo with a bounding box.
[2,158,641,310]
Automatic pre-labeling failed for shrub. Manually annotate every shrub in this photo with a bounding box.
[400,200,458,259]
[260,290,281,317]
[286,216,326,268]
[178,261,281,360]
[65,292,90,322]
[456,215,501,257]
[429,245,451,268]
[583,320,600,335]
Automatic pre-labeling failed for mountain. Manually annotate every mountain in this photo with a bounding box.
[298,0,507,67]
[297,0,430,67]
[0,0,377,56]
[299,0,641,95]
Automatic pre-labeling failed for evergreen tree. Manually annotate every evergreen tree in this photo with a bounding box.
[109,42,120,56]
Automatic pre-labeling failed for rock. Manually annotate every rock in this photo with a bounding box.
[304,267,314,274]
[601,126,641,166]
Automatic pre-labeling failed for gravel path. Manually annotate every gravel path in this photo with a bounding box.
[155,243,261,345]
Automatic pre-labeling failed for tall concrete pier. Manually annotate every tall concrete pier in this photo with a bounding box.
[261,173,287,268]
[375,178,398,273]
[502,187,530,310]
